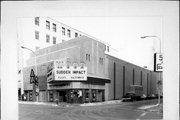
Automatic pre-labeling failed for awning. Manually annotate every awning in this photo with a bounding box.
[87,76,111,83]
[48,76,111,84]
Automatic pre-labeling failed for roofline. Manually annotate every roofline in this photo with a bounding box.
[105,54,153,72]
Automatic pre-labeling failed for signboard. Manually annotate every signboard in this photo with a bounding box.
[54,60,87,81]
[54,67,87,80]
[154,53,163,72]
[30,69,35,84]
[47,62,54,82]
[47,59,87,82]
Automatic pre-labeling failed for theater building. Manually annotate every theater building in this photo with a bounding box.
[23,36,159,103]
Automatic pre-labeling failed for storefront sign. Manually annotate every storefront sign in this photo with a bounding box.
[154,53,163,72]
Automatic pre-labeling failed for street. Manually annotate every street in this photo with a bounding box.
[19,99,163,120]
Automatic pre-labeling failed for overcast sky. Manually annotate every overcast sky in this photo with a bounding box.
[53,16,162,70]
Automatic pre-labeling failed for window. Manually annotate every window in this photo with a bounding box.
[67,29,71,37]
[62,27,65,36]
[99,57,104,64]
[46,20,50,30]
[35,17,39,26]
[52,23,56,32]
[53,37,56,44]
[75,33,78,37]
[35,46,40,50]
[86,54,90,61]
[35,31,39,40]
[86,54,88,61]
[107,46,109,52]
[46,35,50,43]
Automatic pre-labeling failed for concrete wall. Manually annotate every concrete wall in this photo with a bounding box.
[105,54,159,100]
[23,62,52,91]
[26,36,106,78]
[24,36,106,90]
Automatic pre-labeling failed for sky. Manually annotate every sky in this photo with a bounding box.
[53,17,162,70]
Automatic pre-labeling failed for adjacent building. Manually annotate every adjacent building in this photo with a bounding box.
[22,36,159,103]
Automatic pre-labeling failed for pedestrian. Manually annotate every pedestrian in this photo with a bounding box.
[55,98,59,105]
[23,94,26,101]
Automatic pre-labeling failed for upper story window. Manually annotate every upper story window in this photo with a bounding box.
[35,17,39,26]
[53,37,56,44]
[86,54,90,61]
[75,33,78,37]
[46,34,50,43]
[35,31,39,40]
[99,57,104,64]
[62,27,65,36]
[67,29,71,38]
[46,20,50,30]
[107,46,109,52]
[52,23,56,32]
[35,46,40,50]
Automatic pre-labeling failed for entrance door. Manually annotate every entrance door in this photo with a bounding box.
[59,90,67,102]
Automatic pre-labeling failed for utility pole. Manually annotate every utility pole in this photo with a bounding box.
[141,35,163,106]
[21,46,39,102]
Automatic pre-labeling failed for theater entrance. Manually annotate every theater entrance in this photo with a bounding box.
[58,90,67,102]
[53,89,105,103]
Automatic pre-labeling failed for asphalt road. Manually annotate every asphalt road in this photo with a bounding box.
[19,99,163,120]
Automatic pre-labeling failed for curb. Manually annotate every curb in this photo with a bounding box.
[19,101,80,107]
[80,100,122,107]
[19,101,57,106]
[138,104,159,110]
[19,100,122,107]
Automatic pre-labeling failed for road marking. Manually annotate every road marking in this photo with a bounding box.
[136,112,147,120]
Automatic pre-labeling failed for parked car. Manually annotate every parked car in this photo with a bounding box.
[141,94,147,100]
[122,85,143,102]
[150,94,157,99]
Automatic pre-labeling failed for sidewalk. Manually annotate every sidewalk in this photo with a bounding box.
[80,100,122,107]
[19,100,163,113]
[138,104,163,113]
[19,101,72,107]
[19,100,122,107]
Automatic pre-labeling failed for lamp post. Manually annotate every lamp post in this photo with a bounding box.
[140,35,161,53]
[21,46,38,102]
[141,35,162,106]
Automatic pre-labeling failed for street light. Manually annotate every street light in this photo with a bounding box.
[140,35,161,53]
[141,35,162,106]
[21,46,39,102]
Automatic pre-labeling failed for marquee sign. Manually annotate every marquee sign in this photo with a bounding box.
[154,53,163,72]
[47,62,54,82]
[47,59,87,82]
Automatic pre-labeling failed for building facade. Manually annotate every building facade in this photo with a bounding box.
[23,36,159,103]
[17,17,93,97]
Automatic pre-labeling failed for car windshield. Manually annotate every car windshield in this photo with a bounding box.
[126,93,135,95]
